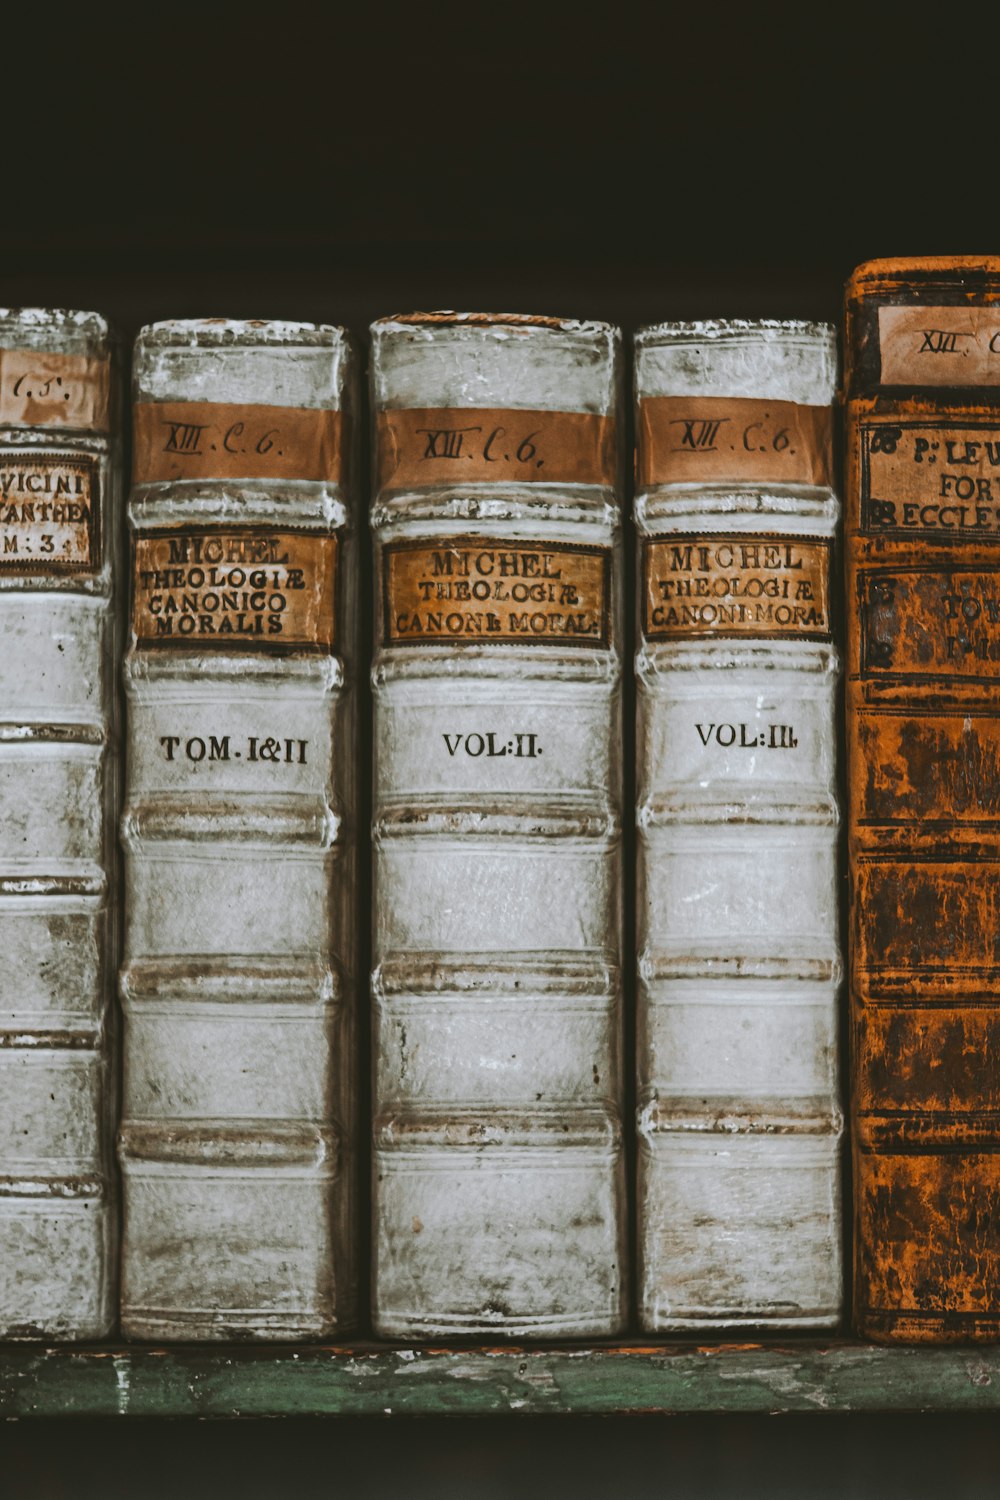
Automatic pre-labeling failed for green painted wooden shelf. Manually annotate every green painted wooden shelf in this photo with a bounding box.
[3,1342,1000,1418]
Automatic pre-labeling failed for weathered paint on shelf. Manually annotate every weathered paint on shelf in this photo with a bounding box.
[3,1343,1000,1418]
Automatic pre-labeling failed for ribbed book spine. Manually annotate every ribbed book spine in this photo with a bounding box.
[120,319,357,1339]
[371,312,627,1337]
[0,309,119,1337]
[635,319,843,1330]
[847,257,1000,1341]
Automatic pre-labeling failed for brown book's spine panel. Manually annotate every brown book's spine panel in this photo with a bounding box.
[848,259,1000,1340]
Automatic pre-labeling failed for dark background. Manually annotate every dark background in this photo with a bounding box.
[0,5,967,333]
[6,4,1000,1494]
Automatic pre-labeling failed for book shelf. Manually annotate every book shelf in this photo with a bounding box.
[2,1342,999,1418]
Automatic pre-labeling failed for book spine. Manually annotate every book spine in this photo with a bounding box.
[847,258,1000,1341]
[0,310,119,1337]
[635,320,843,1330]
[120,320,357,1339]
[371,313,627,1337]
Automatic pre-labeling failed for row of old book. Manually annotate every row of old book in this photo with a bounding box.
[1,257,995,1346]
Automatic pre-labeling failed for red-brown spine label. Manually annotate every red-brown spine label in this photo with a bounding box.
[382,537,610,647]
[132,528,337,651]
[643,534,832,641]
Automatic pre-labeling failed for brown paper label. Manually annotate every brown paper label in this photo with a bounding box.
[132,528,337,650]
[637,397,832,488]
[879,305,1000,386]
[132,403,343,484]
[0,452,99,572]
[376,408,615,490]
[0,351,109,432]
[861,421,1000,537]
[861,566,1000,681]
[643,534,832,640]
[382,537,610,647]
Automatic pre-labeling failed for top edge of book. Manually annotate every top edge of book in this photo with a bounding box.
[848,257,1000,295]
[372,311,619,338]
[136,319,349,349]
[635,319,835,348]
[634,321,837,406]
[0,308,111,356]
[133,322,354,410]
[0,307,109,335]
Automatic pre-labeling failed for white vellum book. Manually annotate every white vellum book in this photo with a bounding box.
[0,308,119,1337]
[119,319,358,1339]
[371,312,627,1337]
[634,319,844,1330]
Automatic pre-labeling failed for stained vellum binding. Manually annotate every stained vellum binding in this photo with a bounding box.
[120,320,358,1339]
[0,308,119,1337]
[635,319,844,1330]
[371,312,627,1336]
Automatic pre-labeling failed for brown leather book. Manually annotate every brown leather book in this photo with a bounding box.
[847,257,1000,1341]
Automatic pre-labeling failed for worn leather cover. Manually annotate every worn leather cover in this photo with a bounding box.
[847,257,1000,1341]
